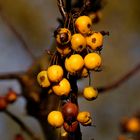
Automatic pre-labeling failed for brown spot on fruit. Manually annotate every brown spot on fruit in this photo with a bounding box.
[92,38,96,43]
[87,23,91,28]
[60,33,69,43]
[40,76,45,82]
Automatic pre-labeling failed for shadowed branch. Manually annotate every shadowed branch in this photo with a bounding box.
[4,109,40,140]
[0,7,35,60]
[57,0,67,19]
[97,63,140,93]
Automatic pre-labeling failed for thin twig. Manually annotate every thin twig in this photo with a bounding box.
[0,8,36,60]
[4,109,40,140]
[57,0,67,19]
[97,63,140,93]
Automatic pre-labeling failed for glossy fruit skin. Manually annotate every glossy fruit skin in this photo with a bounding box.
[65,54,84,73]
[77,111,91,124]
[63,121,78,133]
[47,65,63,83]
[0,97,7,111]
[6,89,17,103]
[52,78,71,96]
[37,70,51,88]
[55,28,71,45]
[65,58,75,74]
[71,33,86,52]
[83,86,98,100]
[75,16,92,35]
[84,52,102,70]
[62,102,79,122]
[47,111,64,128]
[86,32,103,51]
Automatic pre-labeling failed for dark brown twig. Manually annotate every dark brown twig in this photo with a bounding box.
[0,72,25,80]
[97,63,140,93]
[0,8,36,60]
[0,72,26,93]
[57,0,67,19]
[4,109,40,140]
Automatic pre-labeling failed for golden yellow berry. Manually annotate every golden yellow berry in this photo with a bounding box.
[77,111,91,123]
[37,70,51,88]
[65,58,75,74]
[71,33,86,52]
[86,32,103,50]
[47,65,63,83]
[83,86,98,100]
[55,28,71,45]
[68,54,84,72]
[47,111,64,128]
[52,78,71,96]
[75,16,92,35]
[84,53,101,70]
[56,46,71,56]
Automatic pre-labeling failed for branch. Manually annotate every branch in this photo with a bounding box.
[0,72,27,93]
[0,8,36,60]
[97,63,140,93]
[0,72,25,81]
[4,109,40,140]
[57,0,67,19]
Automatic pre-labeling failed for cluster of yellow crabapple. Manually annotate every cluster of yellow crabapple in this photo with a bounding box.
[37,15,106,133]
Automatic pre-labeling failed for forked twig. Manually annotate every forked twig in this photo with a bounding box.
[57,0,67,19]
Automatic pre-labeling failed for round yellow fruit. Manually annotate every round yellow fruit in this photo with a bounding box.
[65,58,75,74]
[71,33,86,52]
[47,65,63,83]
[84,53,101,70]
[47,111,64,128]
[52,78,71,96]
[55,28,71,45]
[68,54,84,72]
[75,16,92,35]
[86,32,103,50]
[37,70,51,88]
[127,117,140,133]
[83,86,98,100]
[77,111,91,124]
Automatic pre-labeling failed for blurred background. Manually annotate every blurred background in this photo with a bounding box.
[0,0,139,140]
